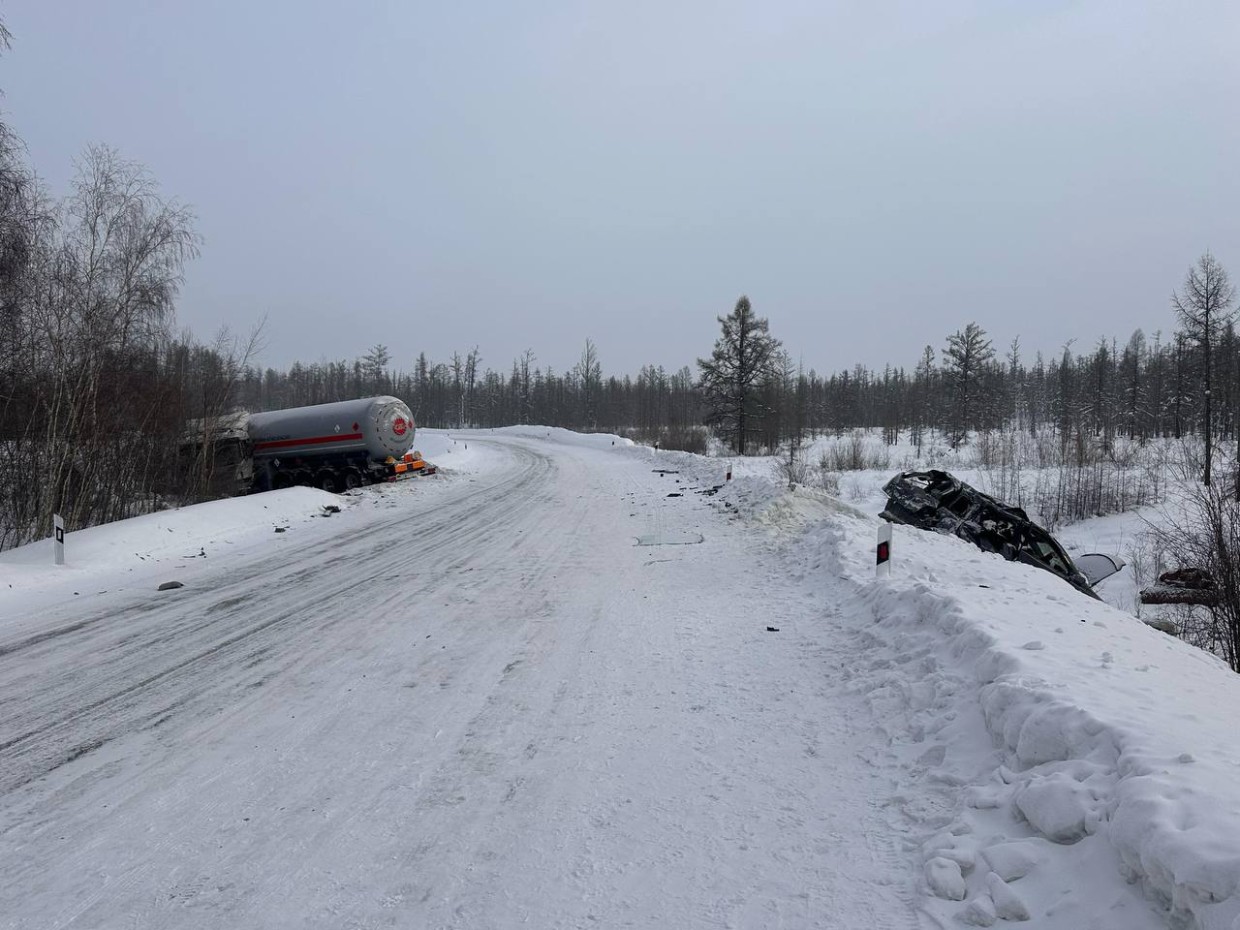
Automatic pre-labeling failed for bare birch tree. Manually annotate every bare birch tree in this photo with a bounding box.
[33,145,198,536]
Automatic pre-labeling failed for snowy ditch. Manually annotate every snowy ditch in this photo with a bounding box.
[613,439,1240,929]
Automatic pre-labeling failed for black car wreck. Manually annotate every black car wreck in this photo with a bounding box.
[879,470,1109,599]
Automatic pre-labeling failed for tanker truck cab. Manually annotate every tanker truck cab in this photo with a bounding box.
[178,412,256,497]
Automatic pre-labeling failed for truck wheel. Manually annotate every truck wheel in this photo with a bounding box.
[272,472,294,490]
[316,469,341,493]
[342,469,363,491]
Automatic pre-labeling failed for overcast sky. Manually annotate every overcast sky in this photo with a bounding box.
[5,1,1238,377]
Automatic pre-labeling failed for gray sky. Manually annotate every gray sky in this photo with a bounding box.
[5,1,1238,377]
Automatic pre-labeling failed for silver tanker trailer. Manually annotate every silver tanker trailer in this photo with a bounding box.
[182,396,426,495]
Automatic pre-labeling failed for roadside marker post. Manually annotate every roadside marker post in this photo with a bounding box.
[53,514,65,566]
[876,522,892,579]
[726,463,732,482]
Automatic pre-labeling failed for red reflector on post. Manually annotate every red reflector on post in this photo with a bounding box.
[876,523,893,579]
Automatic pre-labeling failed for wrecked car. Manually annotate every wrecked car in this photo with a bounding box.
[880,470,1103,599]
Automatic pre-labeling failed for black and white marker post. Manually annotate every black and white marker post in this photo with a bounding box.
[876,522,892,579]
[53,513,65,566]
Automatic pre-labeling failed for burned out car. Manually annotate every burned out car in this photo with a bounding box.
[880,470,1100,599]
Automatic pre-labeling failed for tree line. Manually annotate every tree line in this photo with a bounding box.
[235,254,1238,472]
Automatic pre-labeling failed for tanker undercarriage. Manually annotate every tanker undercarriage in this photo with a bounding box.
[257,449,432,494]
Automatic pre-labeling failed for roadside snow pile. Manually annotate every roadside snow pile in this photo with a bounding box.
[0,487,346,618]
[800,507,1240,929]
[0,486,343,575]
[415,427,493,472]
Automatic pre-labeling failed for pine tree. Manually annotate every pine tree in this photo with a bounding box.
[942,323,994,447]
[697,296,781,454]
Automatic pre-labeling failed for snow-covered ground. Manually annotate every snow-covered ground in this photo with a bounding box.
[1,428,1237,928]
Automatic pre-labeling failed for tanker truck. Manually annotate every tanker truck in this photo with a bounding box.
[182,396,428,496]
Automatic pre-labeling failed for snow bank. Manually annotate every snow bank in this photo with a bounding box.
[0,487,349,626]
[0,487,341,579]
[412,427,493,472]
[805,507,1240,929]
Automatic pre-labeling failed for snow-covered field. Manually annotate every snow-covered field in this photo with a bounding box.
[1,428,1237,928]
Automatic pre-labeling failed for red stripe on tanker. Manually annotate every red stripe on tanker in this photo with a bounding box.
[253,432,365,451]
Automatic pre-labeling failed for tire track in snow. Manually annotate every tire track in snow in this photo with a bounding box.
[0,441,551,795]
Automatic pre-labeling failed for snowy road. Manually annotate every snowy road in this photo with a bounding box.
[0,436,919,929]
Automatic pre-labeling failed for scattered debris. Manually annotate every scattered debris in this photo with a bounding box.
[1140,568,1218,606]
[635,532,704,547]
[157,581,184,591]
[766,626,780,632]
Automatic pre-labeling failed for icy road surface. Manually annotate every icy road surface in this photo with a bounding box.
[0,435,920,929]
